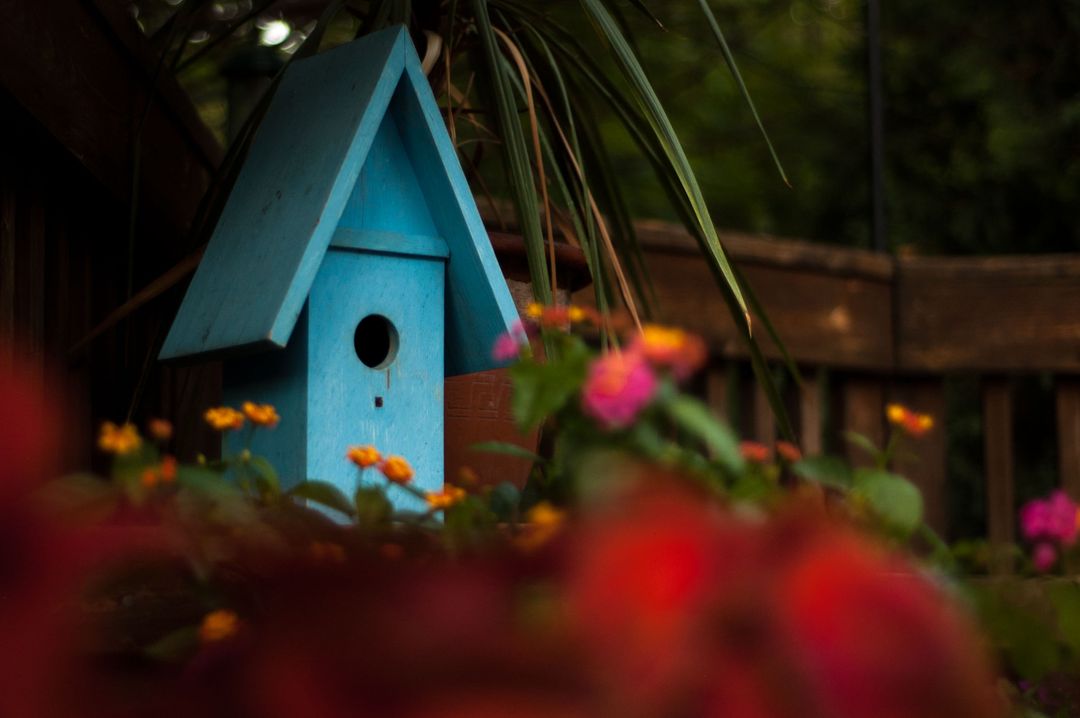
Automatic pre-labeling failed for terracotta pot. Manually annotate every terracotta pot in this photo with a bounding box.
[444,233,591,489]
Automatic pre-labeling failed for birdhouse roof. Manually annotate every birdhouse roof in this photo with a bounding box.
[159,26,517,376]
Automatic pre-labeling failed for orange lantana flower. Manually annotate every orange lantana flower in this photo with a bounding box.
[885,403,934,438]
[199,609,239,643]
[347,445,381,469]
[425,485,466,510]
[380,455,414,484]
[98,422,141,455]
[242,401,280,428]
[204,407,245,431]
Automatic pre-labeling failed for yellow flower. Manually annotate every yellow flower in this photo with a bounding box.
[347,445,381,469]
[204,406,245,431]
[886,403,907,425]
[515,502,566,552]
[242,401,280,428]
[198,609,239,643]
[98,421,141,455]
[147,418,173,441]
[631,324,707,379]
[425,485,466,510]
[380,455,414,484]
[525,302,544,319]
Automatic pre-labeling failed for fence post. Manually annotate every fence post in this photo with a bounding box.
[1057,377,1080,500]
[842,375,885,467]
[983,378,1014,572]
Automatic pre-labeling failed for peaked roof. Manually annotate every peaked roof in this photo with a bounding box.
[159,26,517,377]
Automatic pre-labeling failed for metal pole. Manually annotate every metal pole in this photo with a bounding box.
[867,0,886,253]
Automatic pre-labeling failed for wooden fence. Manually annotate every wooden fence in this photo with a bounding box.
[575,221,1080,547]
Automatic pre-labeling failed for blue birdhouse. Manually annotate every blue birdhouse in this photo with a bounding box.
[159,26,518,511]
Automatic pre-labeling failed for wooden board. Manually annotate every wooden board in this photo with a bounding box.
[611,248,895,371]
[897,255,1080,373]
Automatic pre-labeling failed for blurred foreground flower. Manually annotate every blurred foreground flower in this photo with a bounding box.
[630,324,707,380]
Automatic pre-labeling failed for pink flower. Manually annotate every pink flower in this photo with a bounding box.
[1032,542,1058,572]
[1020,490,1078,546]
[491,321,527,363]
[582,351,658,429]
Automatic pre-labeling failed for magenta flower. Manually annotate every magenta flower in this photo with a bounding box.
[491,321,527,363]
[581,351,658,430]
[1020,490,1079,546]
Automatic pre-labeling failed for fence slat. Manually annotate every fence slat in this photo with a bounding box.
[983,378,1014,571]
[842,376,884,466]
[705,363,730,420]
[752,377,777,447]
[891,379,948,535]
[1057,378,1080,499]
[799,370,823,456]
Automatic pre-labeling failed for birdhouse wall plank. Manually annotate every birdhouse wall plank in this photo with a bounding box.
[305,248,445,510]
[337,106,440,238]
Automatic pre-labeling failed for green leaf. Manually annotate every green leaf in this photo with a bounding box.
[470,0,552,305]
[470,441,546,464]
[664,396,744,475]
[852,469,923,536]
[843,430,882,461]
[694,0,789,186]
[144,626,199,663]
[354,487,393,529]
[508,343,590,430]
[1048,581,1080,656]
[288,481,356,518]
[247,455,281,498]
[792,455,852,490]
[580,0,748,322]
[487,481,522,521]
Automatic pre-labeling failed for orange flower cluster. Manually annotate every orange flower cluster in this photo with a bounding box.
[525,302,600,329]
[97,422,141,455]
[140,455,178,489]
[204,406,245,431]
[425,485,466,510]
[347,445,381,468]
[740,440,803,464]
[515,502,567,552]
[630,324,707,380]
[886,403,933,437]
[198,609,240,644]
[380,456,414,485]
[147,418,173,442]
[242,401,280,428]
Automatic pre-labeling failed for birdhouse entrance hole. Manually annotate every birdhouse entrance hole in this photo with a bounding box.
[354,314,398,369]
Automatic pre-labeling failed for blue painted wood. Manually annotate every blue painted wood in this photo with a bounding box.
[331,228,448,259]
[159,27,409,361]
[306,248,445,510]
[392,55,519,376]
[337,100,440,237]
